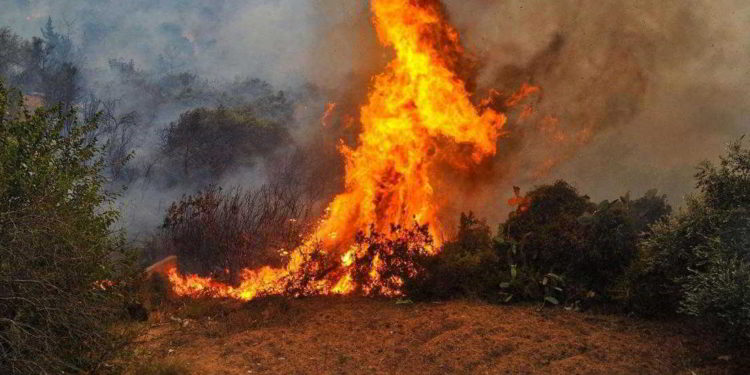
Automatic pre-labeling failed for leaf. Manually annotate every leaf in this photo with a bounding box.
[510,264,517,280]
[544,296,559,305]
[499,282,510,289]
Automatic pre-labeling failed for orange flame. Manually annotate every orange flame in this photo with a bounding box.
[321,102,337,127]
[168,0,506,300]
[507,186,531,213]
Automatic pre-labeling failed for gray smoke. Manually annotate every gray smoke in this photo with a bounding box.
[439,0,750,224]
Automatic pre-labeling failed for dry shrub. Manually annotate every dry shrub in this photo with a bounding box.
[148,184,310,282]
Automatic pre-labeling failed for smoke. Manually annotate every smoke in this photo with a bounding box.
[436,0,750,224]
[2,0,749,234]
[0,0,380,237]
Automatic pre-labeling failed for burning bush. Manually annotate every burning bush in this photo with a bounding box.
[351,223,434,297]
[0,83,131,374]
[150,184,310,282]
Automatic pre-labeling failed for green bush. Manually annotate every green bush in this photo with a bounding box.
[405,213,504,301]
[500,181,669,304]
[627,138,750,341]
[0,82,131,374]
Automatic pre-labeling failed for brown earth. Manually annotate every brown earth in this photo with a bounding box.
[127,297,748,375]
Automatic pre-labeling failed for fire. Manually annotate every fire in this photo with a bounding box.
[321,102,337,127]
[507,186,531,213]
[168,0,506,300]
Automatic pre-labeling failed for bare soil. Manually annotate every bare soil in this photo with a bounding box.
[128,297,748,375]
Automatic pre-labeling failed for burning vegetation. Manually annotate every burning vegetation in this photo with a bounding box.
[2,0,750,374]
[167,0,511,301]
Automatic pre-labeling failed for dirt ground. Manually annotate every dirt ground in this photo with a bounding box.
[128,297,748,375]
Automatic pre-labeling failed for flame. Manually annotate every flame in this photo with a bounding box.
[168,0,505,300]
[507,186,531,213]
[321,102,337,127]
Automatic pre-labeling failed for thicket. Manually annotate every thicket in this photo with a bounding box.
[624,138,750,340]
[0,83,132,374]
[160,104,291,182]
[407,182,671,306]
[0,20,79,110]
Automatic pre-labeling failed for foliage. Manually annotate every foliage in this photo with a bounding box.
[406,213,505,301]
[0,82,131,374]
[160,105,291,181]
[0,20,79,109]
[626,138,750,341]
[499,181,669,304]
[406,182,670,306]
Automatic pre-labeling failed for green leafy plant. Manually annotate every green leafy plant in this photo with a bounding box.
[0,82,131,374]
[626,138,750,341]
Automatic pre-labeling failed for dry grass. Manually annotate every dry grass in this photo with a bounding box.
[128,358,191,375]
[126,297,749,375]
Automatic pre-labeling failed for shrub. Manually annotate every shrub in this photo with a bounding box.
[501,181,669,304]
[503,181,595,284]
[406,213,505,301]
[407,182,670,306]
[627,138,750,341]
[681,254,750,341]
[0,83,130,374]
[352,223,434,297]
[150,184,310,282]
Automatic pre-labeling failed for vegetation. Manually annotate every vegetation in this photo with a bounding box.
[0,83,132,374]
[1,16,748,372]
[0,20,79,110]
[149,184,310,281]
[407,182,671,306]
[160,104,291,181]
[402,139,749,345]
[625,138,750,340]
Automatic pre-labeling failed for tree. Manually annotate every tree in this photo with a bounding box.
[0,82,129,374]
[160,105,291,182]
[629,138,750,341]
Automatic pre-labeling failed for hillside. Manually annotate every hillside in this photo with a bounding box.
[126,297,747,375]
